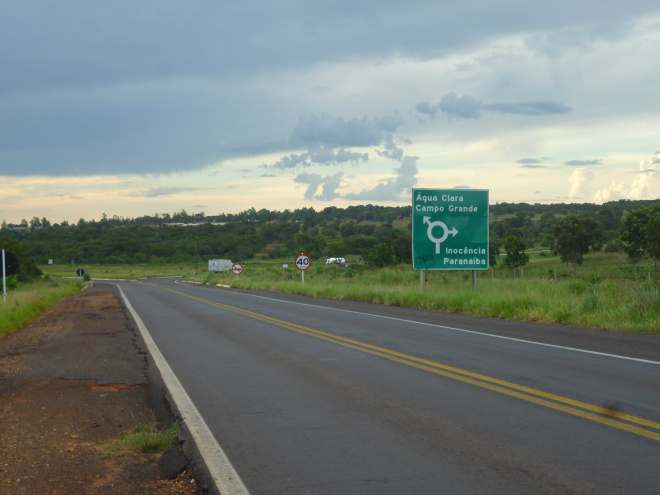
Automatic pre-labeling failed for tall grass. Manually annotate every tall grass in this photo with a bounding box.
[190,259,660,335]
[41,263,202,280]
[37,254,660,335]
[0,278,83,339]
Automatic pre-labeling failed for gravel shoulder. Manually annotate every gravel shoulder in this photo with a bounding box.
[0,284,203,495]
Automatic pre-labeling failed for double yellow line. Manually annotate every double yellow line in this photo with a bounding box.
[151,283,660,442]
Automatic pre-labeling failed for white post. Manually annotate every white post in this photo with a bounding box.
[472,270,477,290]
[2,249,6,305]
[420,270,426,291]
[302,270,305,285]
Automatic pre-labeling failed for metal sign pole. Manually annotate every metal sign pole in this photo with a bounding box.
[2,249,6,305]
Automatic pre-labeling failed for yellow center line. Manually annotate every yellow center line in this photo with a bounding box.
[148,283,660,442]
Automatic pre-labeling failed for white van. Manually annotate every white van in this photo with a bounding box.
[325,257,346,265]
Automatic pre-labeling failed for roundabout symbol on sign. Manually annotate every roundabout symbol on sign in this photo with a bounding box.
[423,216,458,254]
[231,263,243,275]
[295,254,311,271]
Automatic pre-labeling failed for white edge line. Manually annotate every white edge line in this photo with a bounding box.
[115,284,251,495]
[223,289,660,366]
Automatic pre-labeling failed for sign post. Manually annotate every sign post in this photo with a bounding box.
[412,189,489,288]
[2,249,5,305]
[2,250,18,305]
[294,253,311,284]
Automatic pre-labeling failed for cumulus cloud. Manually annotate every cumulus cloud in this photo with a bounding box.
[628,153,660,200]
[264,112,418,202]
[267,148,369,170]
[294,172,344,200]
[568,167,595,199]
[416,92,572,121]
[594,152,660,203]
[344,155,419,201]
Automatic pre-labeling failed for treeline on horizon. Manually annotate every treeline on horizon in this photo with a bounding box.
[1,199,658,266]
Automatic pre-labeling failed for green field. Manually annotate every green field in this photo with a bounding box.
[30,253,660,336]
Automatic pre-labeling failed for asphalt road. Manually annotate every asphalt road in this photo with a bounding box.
[113,278,660,495]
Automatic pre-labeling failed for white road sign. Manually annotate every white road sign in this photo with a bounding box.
[295,254,311,271]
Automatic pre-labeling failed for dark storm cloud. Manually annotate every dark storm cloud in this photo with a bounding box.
[482,101,572,116]
[416,93,571,120]
[264,113,400,170]
[291,114,404,149]
[0,1,654,178]
[416,93,482,120]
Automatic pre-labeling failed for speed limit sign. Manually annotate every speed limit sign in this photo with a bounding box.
[295,253,311,271]
[231,263,243,275]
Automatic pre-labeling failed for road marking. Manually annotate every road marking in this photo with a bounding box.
[148,283,660,443]
[226,290,660,366]
[115,285,251,495]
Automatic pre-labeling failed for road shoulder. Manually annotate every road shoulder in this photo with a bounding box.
[0,284,202,494]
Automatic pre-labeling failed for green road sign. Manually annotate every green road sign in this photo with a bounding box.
[412,188,489,270]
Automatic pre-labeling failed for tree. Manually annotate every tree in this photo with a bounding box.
[552,215,604,275]
[362,243,397,268]
[502,235,528,270]
[621,204,660,271]
[489,240,501,267]
[0,236,43,282]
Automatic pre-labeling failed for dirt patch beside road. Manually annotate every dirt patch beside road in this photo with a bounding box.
[0,284,202,495]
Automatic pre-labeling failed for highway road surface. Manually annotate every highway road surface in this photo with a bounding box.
[113,278,660,495]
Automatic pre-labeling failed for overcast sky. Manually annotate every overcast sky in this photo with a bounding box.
[1,1,659,224]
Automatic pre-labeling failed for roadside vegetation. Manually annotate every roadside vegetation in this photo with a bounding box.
[0,278,83,339]
[3,200,659,336]
[182,252,660,335]
[98,421,180,454]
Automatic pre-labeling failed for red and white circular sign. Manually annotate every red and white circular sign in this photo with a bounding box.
[231,263,243,275]
[294,253,311,271]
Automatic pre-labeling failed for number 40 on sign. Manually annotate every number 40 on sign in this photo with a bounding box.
[295,253,311,284]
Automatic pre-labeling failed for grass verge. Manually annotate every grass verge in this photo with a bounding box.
[38,255,660,335]
[98,421,179,454]
[190,260,660,335]
[0,278,83,339]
